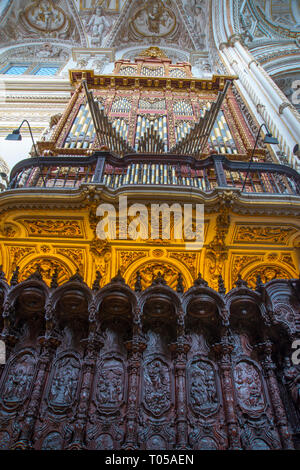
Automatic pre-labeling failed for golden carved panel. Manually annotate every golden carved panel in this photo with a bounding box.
[56,248,85,272]
[128,261,183,290]
[19,258,71,286]
[8,246,36,269]
[245,265,294,289]
[20,219,84,238]
[231,254,263,287]
[119,250,147,274]
[233,225,297,245]
[169,252,197,279]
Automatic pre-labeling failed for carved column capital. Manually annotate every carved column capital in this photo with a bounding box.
[279,102,294,115]
[228,34,243,47]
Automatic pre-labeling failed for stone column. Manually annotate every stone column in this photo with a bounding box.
[257,340,294,449]
[233,38,300,139]
[219,35,300,168]
[213,336,242,450]
[169,337,190,449]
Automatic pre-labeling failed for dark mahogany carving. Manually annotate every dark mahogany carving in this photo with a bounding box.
[0,274,299,449]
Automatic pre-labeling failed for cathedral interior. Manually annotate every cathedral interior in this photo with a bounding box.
[0,0,300,451]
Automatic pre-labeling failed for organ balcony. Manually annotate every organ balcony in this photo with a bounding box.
[5,152,300,196]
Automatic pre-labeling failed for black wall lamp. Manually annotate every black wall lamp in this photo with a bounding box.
[5,119,46,185]
[242,123,279,192]
[5,119,38,157]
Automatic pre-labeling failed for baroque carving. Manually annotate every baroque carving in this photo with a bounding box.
[234,225,297,244]
[234,361,265,413]
[0,352,36,410]
[47,355,80,414]
[0,431,10,450]
[95,433,114,450]
[170,252,197,279]
[8,246,36,270]
[131,1,176,38]
[41,432,63,450]
[0,0,81,44]
[19,258,71,286]
[245,265,292,289]
[128,262,182,290]
[22,219,83,238]
[95,357,125,413]
[82,5,114,47]
[188,359,219,417]
[56,248,84,272]
[231,254,263,287]
[283,360,300,410]
[119,251,147,275]
[143,358,171,417]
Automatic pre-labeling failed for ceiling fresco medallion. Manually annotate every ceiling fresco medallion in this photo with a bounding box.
[23,0,68,33]
[131,0,176,38]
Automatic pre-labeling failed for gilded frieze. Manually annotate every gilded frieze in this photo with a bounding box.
[119,250,147,274]
[20,219,84,238]
[128,261,183,290]
[245,265,294,289]
[19,258,71,285]
[169,252,197,280]
[233,225,297,245]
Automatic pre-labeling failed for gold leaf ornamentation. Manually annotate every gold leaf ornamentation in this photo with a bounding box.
[22,219,83,238]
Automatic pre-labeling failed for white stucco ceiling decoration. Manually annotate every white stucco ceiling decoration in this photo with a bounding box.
[105,0,207,52]
[0,0,86,46]
[238,0,300,44]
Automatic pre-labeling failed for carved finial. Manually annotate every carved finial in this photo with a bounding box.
[139,46,168,59]
[10,266,19,286]
[50,267,59,289]
[27,264,43,281]
[235,274,248,288]
[152,271,166,286]
[134,271,142,292]
[218,274,226,295]
[194,273,208,287]
[0,265,6,281]
[176,273,184,294]
[92,270,102,291]
[111,270,125,284]
[68,268,83,283]
[255,274,264,292]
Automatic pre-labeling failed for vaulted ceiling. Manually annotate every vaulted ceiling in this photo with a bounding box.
[0,0,210,51]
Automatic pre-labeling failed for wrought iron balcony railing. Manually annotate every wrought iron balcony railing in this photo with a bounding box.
[4,152,300,196]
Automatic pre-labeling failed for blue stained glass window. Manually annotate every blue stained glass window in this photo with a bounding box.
[2,65,28,75]
[34,66,59,76]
